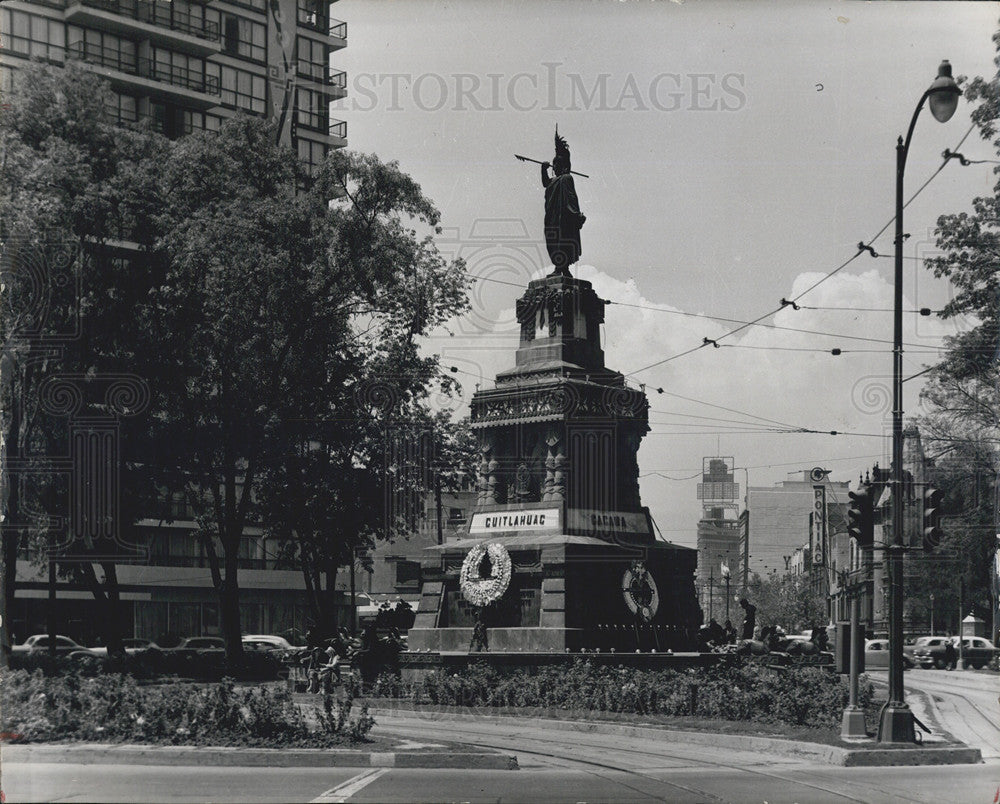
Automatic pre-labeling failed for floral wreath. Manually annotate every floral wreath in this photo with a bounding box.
[622,561,659,622]
[460,542,512,607]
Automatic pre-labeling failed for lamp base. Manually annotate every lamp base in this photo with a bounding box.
[841,706,868,739]
[878,703,915,744]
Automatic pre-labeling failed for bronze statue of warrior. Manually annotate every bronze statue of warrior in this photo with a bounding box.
[540,128,586,276]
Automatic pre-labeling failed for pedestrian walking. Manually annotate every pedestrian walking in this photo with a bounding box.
[944,638,957,670]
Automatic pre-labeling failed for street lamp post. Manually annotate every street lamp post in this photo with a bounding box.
[881,60,961,744]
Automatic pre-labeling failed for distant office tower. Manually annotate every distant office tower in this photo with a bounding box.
[696,457,741,621]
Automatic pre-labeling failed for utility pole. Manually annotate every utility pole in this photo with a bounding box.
[708,567,714,622]
[957,577,965,669]
[435,469,444,546]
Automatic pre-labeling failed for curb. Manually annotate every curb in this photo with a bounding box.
[364,704,982,767]
[0,743,519,770]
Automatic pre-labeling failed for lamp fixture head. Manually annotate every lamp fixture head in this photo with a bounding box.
[928,60,961,123]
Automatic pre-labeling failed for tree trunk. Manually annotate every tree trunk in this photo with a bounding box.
[99,561,126,658]
[0,374,21,664]
[220,545,243,667]
[300,540,322,626]
[323,558,340,637]
[1,525,17,664]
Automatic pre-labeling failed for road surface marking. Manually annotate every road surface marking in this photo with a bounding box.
[309,768,389,803]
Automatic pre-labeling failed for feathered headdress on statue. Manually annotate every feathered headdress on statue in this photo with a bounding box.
[554,125,571,170]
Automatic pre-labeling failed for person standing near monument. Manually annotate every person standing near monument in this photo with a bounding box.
[541,129,586,276]
[739,597,757,641]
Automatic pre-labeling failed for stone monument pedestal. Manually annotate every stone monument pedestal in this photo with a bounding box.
[408,274,700,653]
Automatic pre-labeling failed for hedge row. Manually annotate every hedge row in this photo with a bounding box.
[366,660,875,729]
[8,649,284,681]
[1,670,374,746]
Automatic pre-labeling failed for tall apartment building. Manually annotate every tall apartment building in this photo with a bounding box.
[0,0,346,174]
[2,0,348,645]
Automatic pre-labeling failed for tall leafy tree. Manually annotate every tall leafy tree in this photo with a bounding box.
[916,29,1000,630]
[142,118,469,662]
[1,62,166,660]
[746,570,827,634]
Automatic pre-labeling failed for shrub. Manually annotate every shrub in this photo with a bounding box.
[377,660,860,730]
[1,670,374,746]
[8,649,282,681]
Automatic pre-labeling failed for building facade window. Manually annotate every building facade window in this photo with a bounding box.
[295,86,327,131]
[67,25,136,72]
[150,47,210,93]
[222,13,265,62]
[209,63,265,113]
[297,0,327,31]
[296,35,328,83]
[296,136,325,177]
[2,9,65,62]
[223,0,267,14]
[172,0,220,40]
[105,92,138,125]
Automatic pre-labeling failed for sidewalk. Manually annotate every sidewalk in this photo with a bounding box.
[0,735,518,770]
[361,700,983,767]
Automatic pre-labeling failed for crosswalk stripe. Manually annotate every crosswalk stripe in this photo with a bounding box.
[309,768,390,803]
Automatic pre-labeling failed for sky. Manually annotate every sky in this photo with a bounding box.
[330,1,998,557]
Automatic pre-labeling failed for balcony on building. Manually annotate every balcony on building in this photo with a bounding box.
[327,117,347,147]
[67,41,221,108]
[297,1,347,50]
[65,0,221,57]
[295,64,347,100]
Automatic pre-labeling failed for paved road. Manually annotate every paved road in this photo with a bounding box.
[871,668,1000,759]
[4,747,1000,803]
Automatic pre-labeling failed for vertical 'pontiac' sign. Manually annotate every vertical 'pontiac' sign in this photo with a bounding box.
[812,485,826,567]
[267,0,297,147]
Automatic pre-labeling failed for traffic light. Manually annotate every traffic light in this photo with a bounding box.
[922,485,943,551]
[847,487,874,548]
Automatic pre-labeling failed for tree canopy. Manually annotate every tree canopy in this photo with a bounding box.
[2,62,472,663]
[915,30,1000,632]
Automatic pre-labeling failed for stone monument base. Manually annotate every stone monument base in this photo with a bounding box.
[408,531,699,654]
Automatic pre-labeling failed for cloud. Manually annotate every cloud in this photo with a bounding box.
[422,263,961,551]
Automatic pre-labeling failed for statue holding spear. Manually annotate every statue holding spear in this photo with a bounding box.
[515,128,587,277]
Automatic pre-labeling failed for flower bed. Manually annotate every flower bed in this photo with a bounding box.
[1,670,374,746]
[364,660,875,730]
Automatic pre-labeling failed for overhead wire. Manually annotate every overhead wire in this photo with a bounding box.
[623,122,978,379]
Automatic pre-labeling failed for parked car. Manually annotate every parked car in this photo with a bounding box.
[956,637,998,670]
[12,634,85,655]
[912,636,965,669]
[123,638,160,653]
[174,637,225,652]
[69,638,162,660]
[903,635,950,667]
[241,635,296,652]
[865,638,914,669]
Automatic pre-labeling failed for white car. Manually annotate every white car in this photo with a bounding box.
[69,638,161,659]
[956,637,998,670]
[241,635,295,652]
[12,634,84,655]
[865,638,914,669]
